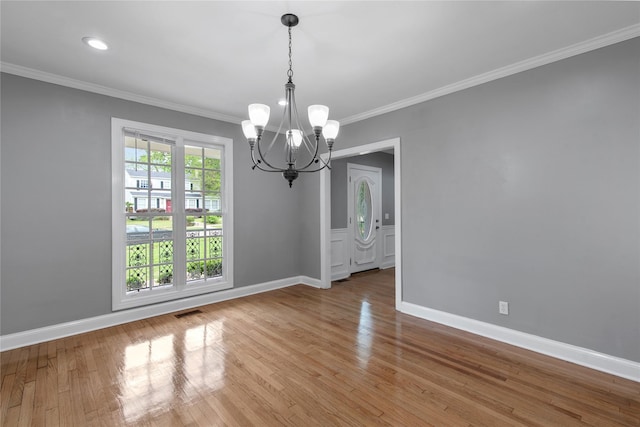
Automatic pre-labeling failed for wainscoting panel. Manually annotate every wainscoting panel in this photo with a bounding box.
[330,228,350,281]
[331,226,395,281]
[381,225,396,269]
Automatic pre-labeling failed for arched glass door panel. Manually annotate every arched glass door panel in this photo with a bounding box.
[356,180,373,241]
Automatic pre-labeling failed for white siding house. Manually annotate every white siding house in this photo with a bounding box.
[124,169,220,213]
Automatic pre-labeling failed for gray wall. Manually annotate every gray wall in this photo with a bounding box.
[331,152,395,229]
[3,36,639,363]
[309,38,640,362]
[0,73,305,335]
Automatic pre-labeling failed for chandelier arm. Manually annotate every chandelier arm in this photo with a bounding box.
[295,134,323,171]
[250,147,276,172]
[307,144,333,170]
[255,82,293,171]
[255,132,286,172]
[288,93,323,171]
[297,148,333,173]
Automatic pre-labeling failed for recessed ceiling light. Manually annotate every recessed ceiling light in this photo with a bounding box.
[82,37,108,51]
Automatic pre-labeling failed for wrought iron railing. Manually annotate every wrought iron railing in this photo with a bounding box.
[126,228,223,292]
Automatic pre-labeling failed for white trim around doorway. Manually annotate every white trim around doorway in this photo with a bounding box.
[320,137,402,311]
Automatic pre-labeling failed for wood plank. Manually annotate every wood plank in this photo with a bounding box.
[1,268,638,426]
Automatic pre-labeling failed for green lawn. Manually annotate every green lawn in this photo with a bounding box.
[125,223,223,291]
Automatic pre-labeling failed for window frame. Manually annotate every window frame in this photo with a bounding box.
[112,118,233,311]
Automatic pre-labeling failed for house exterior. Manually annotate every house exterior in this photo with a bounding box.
[125,169,220,212]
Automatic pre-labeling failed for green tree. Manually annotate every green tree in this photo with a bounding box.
[185,157,221,193]
[140,151,221,204]
[139,151,171,172]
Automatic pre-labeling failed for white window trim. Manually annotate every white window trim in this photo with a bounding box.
[111,118,234,311]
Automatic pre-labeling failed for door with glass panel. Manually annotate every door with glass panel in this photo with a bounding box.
[347,163,382,273]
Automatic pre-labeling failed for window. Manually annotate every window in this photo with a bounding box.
[112,118,233,310]
[205,199,220,212]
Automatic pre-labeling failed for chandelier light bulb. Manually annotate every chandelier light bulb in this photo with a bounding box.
[288,129,303,147]
[308,105,329,128]
[322,120,340,141]
[248,104,270,127]
[241,120,257,139]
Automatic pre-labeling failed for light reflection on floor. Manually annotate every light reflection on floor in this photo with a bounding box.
[119,319,224,422]
[356,301,373,368]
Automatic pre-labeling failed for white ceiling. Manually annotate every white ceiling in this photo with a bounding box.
[2,1,639,126]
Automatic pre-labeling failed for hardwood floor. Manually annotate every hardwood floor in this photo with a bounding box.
[2,268,639,426]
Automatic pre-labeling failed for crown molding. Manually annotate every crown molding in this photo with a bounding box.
[2,24,638,127]
[340,24,640,125]
[0,62,242,124]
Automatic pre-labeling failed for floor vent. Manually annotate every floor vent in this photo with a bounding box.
[175,309,203,318]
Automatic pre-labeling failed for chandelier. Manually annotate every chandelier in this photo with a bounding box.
[241,13,339,187]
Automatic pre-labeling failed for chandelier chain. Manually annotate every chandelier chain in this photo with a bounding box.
[287,26,293,82]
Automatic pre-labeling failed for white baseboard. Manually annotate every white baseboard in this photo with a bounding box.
[332,272,351,281]
[0,276,319,351]
[299,276,323,289]
[401,302,640,383]
[380,260,396,270]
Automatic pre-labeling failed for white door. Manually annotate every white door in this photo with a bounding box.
[347,163,382,273]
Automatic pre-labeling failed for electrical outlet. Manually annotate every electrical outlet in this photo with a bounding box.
[385,213,390,220]
[499,301,509,315]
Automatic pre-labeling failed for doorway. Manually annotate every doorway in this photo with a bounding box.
[320,137,402,310]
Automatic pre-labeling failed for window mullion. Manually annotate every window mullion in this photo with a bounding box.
[173,139,187,290]
[146,155,154,287]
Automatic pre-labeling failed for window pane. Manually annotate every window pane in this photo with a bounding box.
[185,171,202,191]
[153,216,174,287]
[184,144,223,284]
[185,146,203,168]
[207,229,223,258]
[203,147,221,166]
[205,192,221,214]
[204,213,222,229]
[127,218,150,241]
[204,170,221,192]
[149,190,170,212]
[127,265,149,291]
[124,136,148,161]
[151,216,173,241]
[127,243,150,291]
[149,141,172,171]
[126,162,148,173]
[124,136,175,293]
[185,197,204,212]
[135,197,149,211]
[357,181,373,240]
